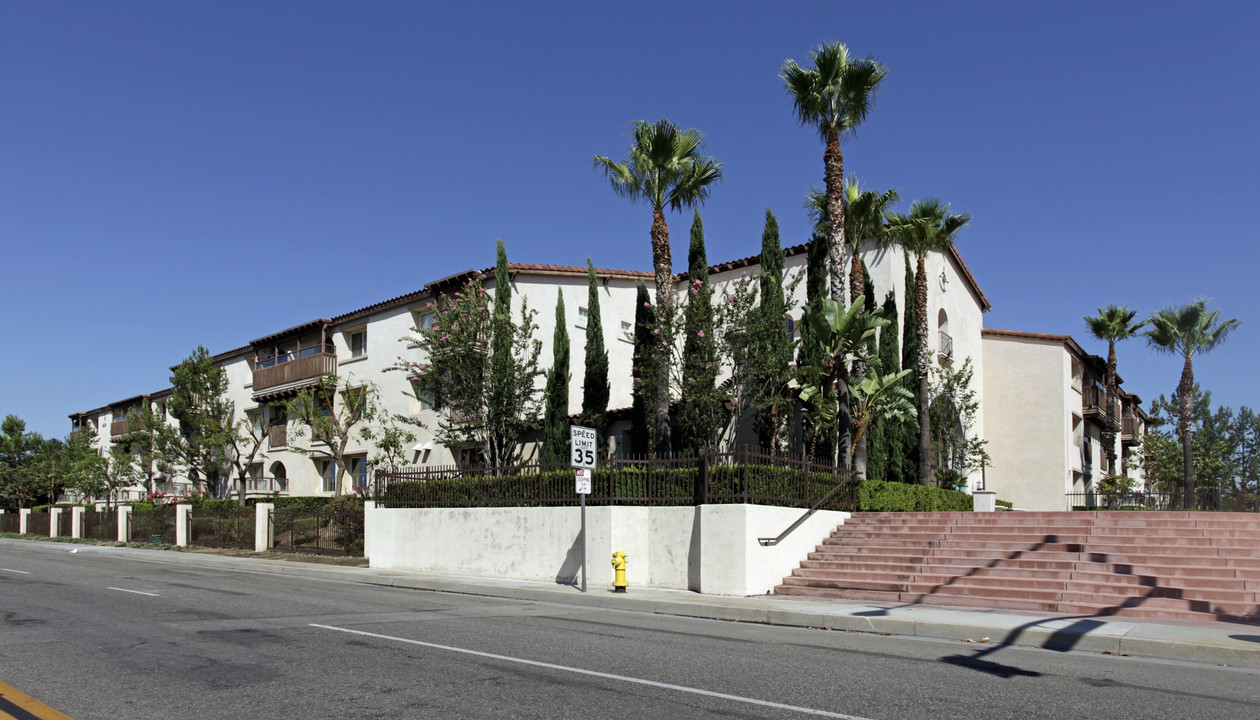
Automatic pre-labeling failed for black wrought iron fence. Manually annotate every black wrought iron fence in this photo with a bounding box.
[375,449,858,512]
[82,511,117,541]
[130,508,177,543]
[189,509,255,550]
[0,513,19,533]
[26,512,50,536]
[271,507,364,556]
[1067,489,1259,512]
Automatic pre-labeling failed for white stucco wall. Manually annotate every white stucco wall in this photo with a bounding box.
[365,503,847,596]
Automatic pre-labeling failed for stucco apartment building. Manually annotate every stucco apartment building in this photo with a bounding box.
[981,329,1148,511]
[69,240,1133,510]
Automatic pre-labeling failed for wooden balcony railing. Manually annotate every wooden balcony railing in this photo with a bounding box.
[1121,417,1140,444]
[253,350,337,392]
[110,417,130,438]
[267,425,287,448]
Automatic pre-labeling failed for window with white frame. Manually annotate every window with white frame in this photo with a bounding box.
[577,306,589,325]
[248,464,265,492]
[319,459,338,493]
[621,321,633,340]
[349,329,367,358]
[347,456,369,491]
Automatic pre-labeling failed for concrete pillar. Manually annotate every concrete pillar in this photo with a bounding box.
[49,508,62,538]
[973,491,997,512]
[118,505,132,543]
[71,507,85,539]
[363,500,375,561]
[175,504,191,547]
[19,508,30,535]
[254,503,274,552]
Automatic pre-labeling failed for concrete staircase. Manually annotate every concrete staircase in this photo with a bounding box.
[775,511,1260,623]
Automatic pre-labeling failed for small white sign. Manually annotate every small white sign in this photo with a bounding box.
[575,468,592,495]
[570,425,598,469]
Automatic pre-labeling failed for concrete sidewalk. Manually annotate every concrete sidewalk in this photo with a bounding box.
[82,543,1260,670]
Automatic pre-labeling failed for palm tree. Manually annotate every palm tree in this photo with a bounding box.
[1144,299,1239,509]
[887,198,971,486]
[1083,305,1145,471]
[804,178,899,472]
[593,119,722,455]
[782,42,886,307]
[804,178,901,305]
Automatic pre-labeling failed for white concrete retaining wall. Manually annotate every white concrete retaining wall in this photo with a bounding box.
[366,504,848,596]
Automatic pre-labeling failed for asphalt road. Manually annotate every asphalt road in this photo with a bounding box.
[1,541,1257,720]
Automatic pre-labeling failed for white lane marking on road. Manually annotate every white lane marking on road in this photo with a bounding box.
[311,623,878,720]
[107,587,159,597]
[2,568,31,574]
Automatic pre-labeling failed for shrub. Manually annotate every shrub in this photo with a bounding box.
[856,479,972,511]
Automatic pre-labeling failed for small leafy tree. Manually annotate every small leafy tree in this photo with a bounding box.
[168,346,233,496]
[866,291,901,481]
[121,403,177,498]
[395,270,543,468]
[285,375,384,496]
[927,357,990,491]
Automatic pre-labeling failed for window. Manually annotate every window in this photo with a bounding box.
[350,330,367,358]
[785,317,796,337]
[248,464,265,492]
[348,456,369,491]
[319,460,337,493]
[620,321,633,340]
[578,306,589,325]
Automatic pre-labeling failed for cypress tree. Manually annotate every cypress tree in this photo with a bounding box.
[899,251,921,482]
[866,291,900,482]
[580,259,610,445]
[488,239,515,466]
[629,280,656,454]
[798,231,835,463]
[679,211,719,453]
[542,289,570,460]
[756,209,791,453]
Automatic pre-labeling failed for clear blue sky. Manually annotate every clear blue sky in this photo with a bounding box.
[2,1,1255,439]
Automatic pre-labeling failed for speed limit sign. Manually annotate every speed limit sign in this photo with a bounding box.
[570,425,597,469]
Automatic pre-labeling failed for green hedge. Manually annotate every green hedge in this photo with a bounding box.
[996,499,1013,509]
[854,479,973,511]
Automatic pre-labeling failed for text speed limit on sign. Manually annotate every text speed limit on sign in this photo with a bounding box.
[570,425,597,469]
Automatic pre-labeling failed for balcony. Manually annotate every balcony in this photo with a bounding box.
[1082,386,1117,428]
[938,331,953,361]
[110,417,131,439]
[267,425,287,449]
[1122,417,1141,445]
[253,343,337,395]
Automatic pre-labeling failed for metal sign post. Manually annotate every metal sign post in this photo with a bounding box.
[570,425,596,593]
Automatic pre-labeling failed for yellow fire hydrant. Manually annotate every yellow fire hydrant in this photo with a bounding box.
[611,550,629,593]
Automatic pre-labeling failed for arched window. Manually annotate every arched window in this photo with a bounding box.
[269,461,288,493]
[937,309,952,360]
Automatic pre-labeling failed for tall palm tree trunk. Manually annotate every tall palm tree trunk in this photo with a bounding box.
[1178,355,1195,510]
[650,209,674,456]
[824,129,847,306]
[1102,341,1118,472]
[849,251,867,474]
[915,254,932,486]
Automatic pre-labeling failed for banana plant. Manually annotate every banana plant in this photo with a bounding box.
[796,296,889,466]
